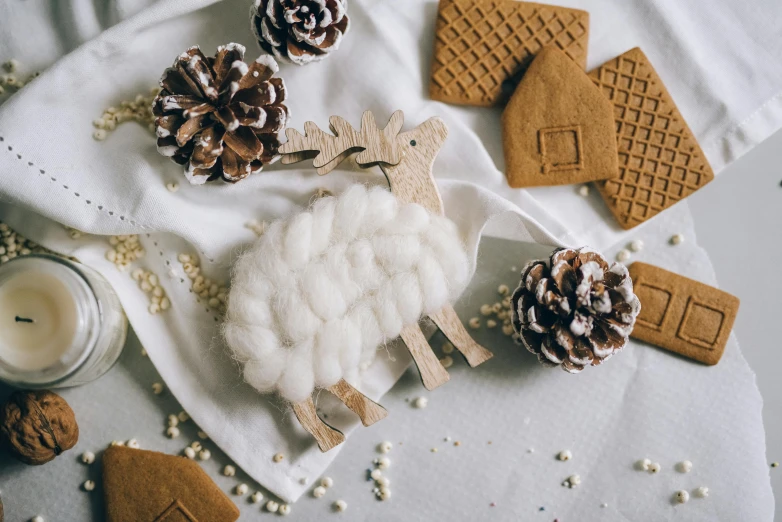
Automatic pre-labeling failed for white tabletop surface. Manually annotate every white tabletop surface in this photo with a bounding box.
[0,130,779,521]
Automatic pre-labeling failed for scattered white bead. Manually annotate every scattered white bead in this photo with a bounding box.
[166,426,180,439]
[377,457,391,470]
[413,397,428,409]
[468,317,481,329]
[637,458,652,471]
[376,476,390,487]
[649,462,661,474]
[567,474,581,487]
[378,441,393,454]
[93,129,107,141]
[81,451,95,465]
[266,500,279,513]
[83,480,96,492]
[223,465,236,477]
[166,182,180,193]
[558,450,572,461]
[152,382,164,395]
[167,414,179,427]
[197,431,209,440]
[198,449,211,461]
[178,411,190,422]
[441,341,454,354]
[675,490,690,504]
[615,249,631,262]
[677,460,693,473]
[110,440,125,447]
[670,233,684,245]
[440,355,454,368]
[498,284,510,295]
[370,469,383,480]
[486,319,497,328]
[251,491,264,503]
[629,239,644,252]
[313,486,327,498]
[480,304,492,316]
[31,516,44,522]
[278,504,291,516]
[694,486,709,498]
[320,476,334,488]
[190,441,203,452]
[333,499,347,512]
[235,483,248,496]
[183,447,196,459]
[377,487,391,501]
[126,439,140,449]
[273,453,284,463]
[578,185,590,196]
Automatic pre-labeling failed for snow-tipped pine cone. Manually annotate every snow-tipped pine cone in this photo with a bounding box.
[153,43,289,184]
[511,247,641,373]
[251,0,350,66]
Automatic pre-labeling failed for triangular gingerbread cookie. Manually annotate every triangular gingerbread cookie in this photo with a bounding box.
[102,447,239,522]
[502,47,619,188]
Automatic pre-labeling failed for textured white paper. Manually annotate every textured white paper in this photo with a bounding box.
[0,0,778,512]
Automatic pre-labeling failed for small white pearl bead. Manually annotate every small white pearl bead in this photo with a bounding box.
[378,441,393,453]
[468,317,481,329]
[166,426,180,439]
[198,449,211,461]
[694,486,709,498]
[126,439,140,449]
[649,462,661,474]
[670,233,684,245]
[558,450,572,461]
[313,486,326,498]
[266,500,279,513]
[197,431,209,440]
[637,458,651,471]
[190,441,203,452]
[167,414,179,427]
[377,487,391,501]
[251,491,264,503]
[441,342,454,354]
[178,411,190,422]
[677,460,693,473]
[333,499,347,512]
[223,465,236,477]
[31,516,45,522]
[567,474,581,487]
[235,483,248,495]
[279,504,291,515]
[629,239,644,252]
[81,451,95,464]
[616,249,631,262]
[152,382,164,395]
[183,447,196,459]
[320,476,333,488]
[675,490,690,504]
[377,457,391,470]
[273,453,284,462]
[83,480,96,492]
[413,397,428,409]
[578,185,590,196]
[440,355,454,368]
[370,469,383,480]
[376,476,390,487]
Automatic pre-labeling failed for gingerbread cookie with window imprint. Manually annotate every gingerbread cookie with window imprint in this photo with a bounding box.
[502,47,619,188]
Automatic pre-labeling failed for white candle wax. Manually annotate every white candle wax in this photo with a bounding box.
[0,271,79,371]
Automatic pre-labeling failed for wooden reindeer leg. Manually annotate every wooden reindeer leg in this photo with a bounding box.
[430,305,494,367]
[327,378,388,427]
[292,397,345,453]
[399,324,450,390]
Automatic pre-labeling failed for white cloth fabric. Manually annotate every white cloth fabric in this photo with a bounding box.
[0,0,779,509]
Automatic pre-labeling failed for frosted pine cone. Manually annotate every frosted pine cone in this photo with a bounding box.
[251,0,350,66]
[510,247,640,373]
[153,44,289,184]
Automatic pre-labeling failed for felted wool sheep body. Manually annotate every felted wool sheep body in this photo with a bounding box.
[224,184,470,403]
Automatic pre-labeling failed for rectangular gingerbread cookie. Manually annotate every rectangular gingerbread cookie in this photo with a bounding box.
[629,262,739,365]
[430,0,589,107]
[588,48,715,229]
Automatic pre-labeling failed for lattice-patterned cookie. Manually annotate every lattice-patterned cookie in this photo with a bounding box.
[589,48,714,229]
[430,0,589,107]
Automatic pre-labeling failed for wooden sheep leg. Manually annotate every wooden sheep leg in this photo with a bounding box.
[400,324,450,390]
[292,397,345,452]
[430,305,494,367]
[327,378,388,427]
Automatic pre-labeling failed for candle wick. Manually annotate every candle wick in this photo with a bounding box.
[15,316,34,324]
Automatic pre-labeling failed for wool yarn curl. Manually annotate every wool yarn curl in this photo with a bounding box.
[224,184,471,403]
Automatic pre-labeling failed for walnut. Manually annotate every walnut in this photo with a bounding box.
[0,390,79,465]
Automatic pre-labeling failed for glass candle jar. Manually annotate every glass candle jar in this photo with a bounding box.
[0,254,127,388]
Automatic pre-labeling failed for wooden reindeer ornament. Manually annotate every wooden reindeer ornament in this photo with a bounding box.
[224,110,492,452]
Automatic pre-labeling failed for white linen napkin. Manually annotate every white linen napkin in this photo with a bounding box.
[0,0,779,506]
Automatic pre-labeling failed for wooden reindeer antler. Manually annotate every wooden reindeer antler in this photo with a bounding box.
[280,110,405,175]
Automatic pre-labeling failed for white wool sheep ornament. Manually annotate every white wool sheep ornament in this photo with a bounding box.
[224,111,493,451]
